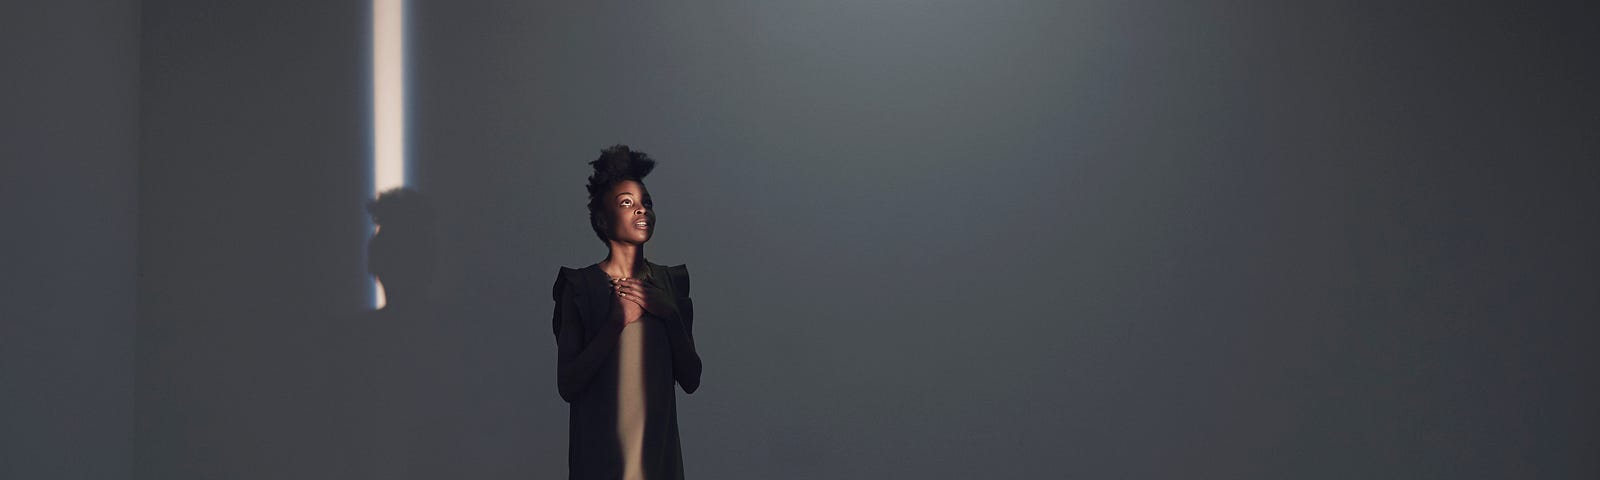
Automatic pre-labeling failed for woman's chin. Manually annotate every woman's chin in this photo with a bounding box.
[612,235,651,246]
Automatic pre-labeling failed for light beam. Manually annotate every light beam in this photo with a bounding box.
[372,0,405,309]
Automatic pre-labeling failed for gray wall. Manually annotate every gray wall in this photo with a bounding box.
[1,1,140,479]
[3,1,1595,479]
[135,1,368,478]
[410,1,1597,478]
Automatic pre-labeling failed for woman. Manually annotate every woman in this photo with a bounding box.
[552,145,702,480]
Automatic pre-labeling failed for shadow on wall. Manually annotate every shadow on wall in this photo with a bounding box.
[332,188,488,479]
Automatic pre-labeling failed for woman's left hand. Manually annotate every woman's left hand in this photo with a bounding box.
[611,277,677,319]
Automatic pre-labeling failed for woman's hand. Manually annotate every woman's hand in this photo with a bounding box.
[611,277,677,320]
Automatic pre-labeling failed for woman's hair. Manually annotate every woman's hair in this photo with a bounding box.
[586,144,657,243]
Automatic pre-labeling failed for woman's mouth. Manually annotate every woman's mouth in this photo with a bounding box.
[633,220,650,229]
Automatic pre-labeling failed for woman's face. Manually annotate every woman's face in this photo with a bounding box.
[604,180,655,245]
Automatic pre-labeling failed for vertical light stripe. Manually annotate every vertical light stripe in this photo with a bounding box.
[374,0,404,193]
[373,0,404,309]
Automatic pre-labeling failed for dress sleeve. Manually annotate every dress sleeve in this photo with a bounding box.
[552,267,624,403]
[664,265,702,394]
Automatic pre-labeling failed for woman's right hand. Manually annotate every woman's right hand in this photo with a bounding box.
[616,286,646,326]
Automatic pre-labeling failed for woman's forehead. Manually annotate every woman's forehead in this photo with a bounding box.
[611,180,649,197]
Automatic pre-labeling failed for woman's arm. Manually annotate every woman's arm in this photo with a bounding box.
[553,276,625,403]
[659,296,701,394]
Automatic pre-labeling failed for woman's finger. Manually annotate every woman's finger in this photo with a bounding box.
[615,284,647,300]
[620,291,648,309]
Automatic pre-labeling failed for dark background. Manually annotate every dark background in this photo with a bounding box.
[4,0,1597,478]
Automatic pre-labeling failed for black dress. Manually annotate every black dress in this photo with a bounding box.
[552,262,702,480]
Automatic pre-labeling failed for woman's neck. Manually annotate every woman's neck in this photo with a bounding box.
[600,243,647,279]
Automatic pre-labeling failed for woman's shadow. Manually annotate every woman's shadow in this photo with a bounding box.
[337,188,474,479]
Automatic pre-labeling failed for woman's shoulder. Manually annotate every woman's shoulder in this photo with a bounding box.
[551,264,603,301]
[648,262,690,296]
[647,261,688,274]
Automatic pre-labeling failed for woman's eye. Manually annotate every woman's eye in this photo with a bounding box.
[620,200,632,207]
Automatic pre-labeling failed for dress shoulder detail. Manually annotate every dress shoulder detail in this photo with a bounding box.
[552,266,585,302]
[665,264,690,297]
[551,266,585,336]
